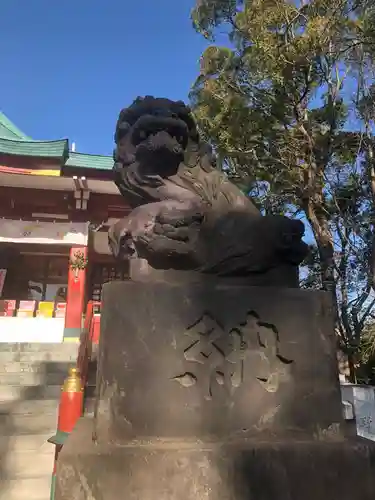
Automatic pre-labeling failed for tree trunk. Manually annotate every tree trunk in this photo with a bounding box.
[303,197,335,292]
[365,134,375,291]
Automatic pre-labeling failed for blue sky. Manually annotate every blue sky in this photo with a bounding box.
[0,0,208,155]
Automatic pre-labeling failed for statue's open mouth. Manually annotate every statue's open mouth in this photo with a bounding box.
[131,115,189,150]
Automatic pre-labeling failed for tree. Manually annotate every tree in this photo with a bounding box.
[190,0,375,379]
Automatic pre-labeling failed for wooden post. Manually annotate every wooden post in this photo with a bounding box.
[63,246,88,341]
[48,368,83,499]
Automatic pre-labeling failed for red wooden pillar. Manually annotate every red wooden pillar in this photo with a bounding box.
[48,368,83,499]
[63,246,88,341]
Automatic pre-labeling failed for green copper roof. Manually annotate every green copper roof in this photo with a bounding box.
[0,137,69,159]
[0,111,31,140]
[0,111,113,169]
[0,111,68,160]
[64,152,113,171]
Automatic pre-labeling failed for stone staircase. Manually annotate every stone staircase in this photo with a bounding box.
[0,343,79,500]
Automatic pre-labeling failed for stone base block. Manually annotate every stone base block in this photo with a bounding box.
[55,419,375,500]
[95,282,343,442]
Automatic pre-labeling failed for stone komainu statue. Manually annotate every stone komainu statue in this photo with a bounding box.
[108,96,307,278]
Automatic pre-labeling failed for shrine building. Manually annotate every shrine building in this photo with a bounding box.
[0,111,130,342]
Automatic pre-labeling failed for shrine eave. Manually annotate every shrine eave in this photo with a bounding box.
[0,111,113,171]
[0,137,69,160]
[0,111,31,140]
[64,152,113,171]
[0,170,119,195]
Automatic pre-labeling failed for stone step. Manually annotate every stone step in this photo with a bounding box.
[0,384,62,402]
[0,410,58,436]
[0,342,79,353]
[0,360,75,374]
[0,343,79,498]
[0,398,59,415]
[0,371,70,386]
[0,477,51,500]
[1,449,55,479]
[0,342,78,359]
[0,433,53,453]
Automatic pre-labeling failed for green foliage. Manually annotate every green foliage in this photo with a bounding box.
[357,321,375,384]
[192,0,240,39]
[190,0,375,380]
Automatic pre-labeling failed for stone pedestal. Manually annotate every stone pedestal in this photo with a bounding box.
[55,281,375,499]
[55,419,375,500]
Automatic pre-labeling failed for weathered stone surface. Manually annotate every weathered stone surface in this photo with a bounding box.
[55,418,375,500]
[94,281,342,443]
[2,448,55,479]
[0,384,63,402]
[0,410,58,435]
[0,433,54,453]
[0,476,52,500]
[54,282,375,499]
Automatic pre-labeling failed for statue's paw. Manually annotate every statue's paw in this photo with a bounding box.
[135,232,200,270]
[108,219,138,259]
